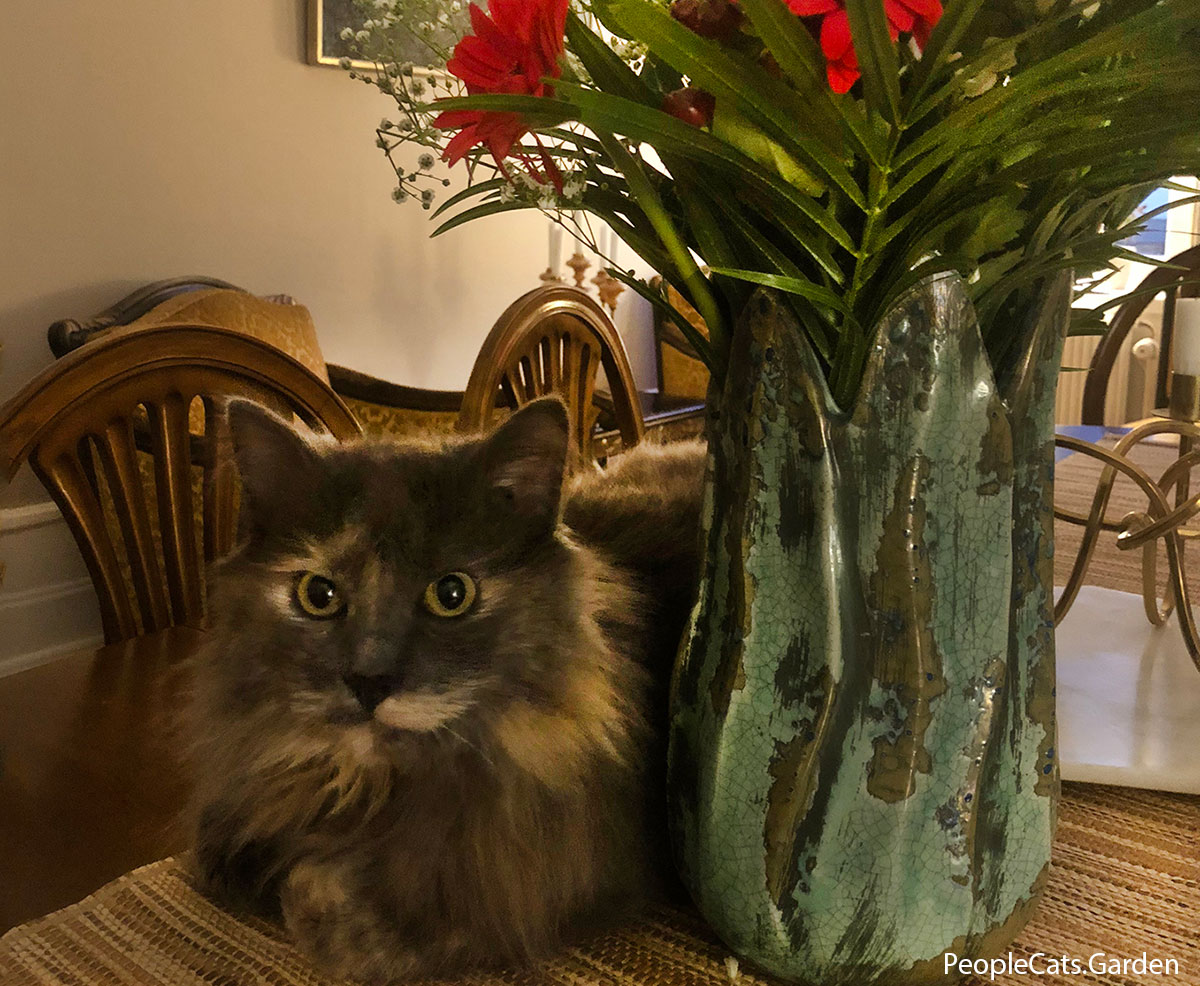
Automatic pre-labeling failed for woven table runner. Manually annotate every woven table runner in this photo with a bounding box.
[1,783,1194,986]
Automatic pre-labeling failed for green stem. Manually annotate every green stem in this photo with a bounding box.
[833,124,902,409]
[599,133,730,375]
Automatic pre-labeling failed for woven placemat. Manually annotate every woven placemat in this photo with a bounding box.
[1,783,1194,986]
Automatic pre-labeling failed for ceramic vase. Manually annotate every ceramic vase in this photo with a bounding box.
[668,272,1069,984]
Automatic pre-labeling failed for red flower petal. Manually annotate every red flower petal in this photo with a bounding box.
[901,0,943,19]
[785,0,839,14]
[438,0,568,170]
[883,0,915,33]
[819,8,853,61]
[827,59,860,94]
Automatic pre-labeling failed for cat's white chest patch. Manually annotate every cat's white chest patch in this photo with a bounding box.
[374,688,476,732]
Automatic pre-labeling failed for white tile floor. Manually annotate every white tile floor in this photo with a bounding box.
[1056,585,1200,794]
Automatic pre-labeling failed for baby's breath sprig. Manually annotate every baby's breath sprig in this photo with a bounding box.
[336,0,472,207]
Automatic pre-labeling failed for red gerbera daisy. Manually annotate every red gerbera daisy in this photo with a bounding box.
[885,0,943,47]
[819,8,860,94]
[435,0,568,181]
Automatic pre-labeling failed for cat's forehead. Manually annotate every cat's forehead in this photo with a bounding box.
[289,439,489,562]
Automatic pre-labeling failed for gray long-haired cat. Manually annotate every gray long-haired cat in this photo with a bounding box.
[191,397,705,982]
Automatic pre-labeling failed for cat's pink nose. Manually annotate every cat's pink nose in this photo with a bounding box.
[344,673,398,714]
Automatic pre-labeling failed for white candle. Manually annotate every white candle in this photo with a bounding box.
[548,222,562,275]
[1174,299,1200,376]
[569,212,585,254]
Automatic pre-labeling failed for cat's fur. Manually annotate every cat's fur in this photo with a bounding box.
[190,397,705,982]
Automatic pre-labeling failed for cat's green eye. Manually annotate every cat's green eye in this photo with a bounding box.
[295,572,344,619]
[423,572,476,618]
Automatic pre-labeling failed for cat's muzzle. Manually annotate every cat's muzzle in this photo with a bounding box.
[343,673,400,714]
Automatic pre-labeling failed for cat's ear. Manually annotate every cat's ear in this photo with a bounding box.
[480,397,570,534]
[226,400,322,526]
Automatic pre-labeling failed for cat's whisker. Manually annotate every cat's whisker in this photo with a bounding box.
[439,723,497,770]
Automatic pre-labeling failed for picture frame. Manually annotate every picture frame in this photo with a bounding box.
[308,0,374,69]
[306,0,460,71]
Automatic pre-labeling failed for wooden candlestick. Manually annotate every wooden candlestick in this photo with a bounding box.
[566,251,590,288]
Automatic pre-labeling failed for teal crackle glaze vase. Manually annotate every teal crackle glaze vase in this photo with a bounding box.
[668,272,1069,984]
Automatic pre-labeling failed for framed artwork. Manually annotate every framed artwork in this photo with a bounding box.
[307,0,461,70]
[309,0,371,68]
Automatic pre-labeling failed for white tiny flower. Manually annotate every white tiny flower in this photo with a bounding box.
[380,118,392,130]
[418,152,436,170]
[392,186,407,203]
[499,184,516,203]
[410,80,426,96]
[338,56,352,69]
[725,957,740,981]
[340,27,355,41]
[355,30,370,43]
[537,189,558,210]
[376,136,388,149]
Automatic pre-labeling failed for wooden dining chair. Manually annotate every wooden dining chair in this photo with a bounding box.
[0,322,361,645]
[457,285,645,458]
[1080,244,1200,425]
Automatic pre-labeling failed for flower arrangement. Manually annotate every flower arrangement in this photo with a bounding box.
[346,0,1200,407]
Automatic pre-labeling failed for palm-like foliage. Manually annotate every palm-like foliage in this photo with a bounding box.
[428,0,1200,407]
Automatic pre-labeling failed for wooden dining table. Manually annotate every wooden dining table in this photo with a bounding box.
[0,627,199,932]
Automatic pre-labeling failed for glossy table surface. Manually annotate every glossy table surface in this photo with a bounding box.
[1053,434,1200,794]
[0,627,200,932]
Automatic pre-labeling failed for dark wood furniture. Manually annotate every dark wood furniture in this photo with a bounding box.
[0,627,202,932]
[458,285,645,457]
[0,322,361,644]
[326,363,464,414]
[45,279,666,458]
[1080,244,1200,425]
[46,277,244,358]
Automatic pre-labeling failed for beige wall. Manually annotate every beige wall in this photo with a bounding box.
[0,0,655,668]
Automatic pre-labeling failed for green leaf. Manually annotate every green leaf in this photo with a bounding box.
[906,0,983,105]
[844,0,902,126]
[602,0,866,208]
[431,199,529,236]
[600,133,730,361]
[431,177,508,219]
[712,101,824,197]
[429,93,579,124]
[608,268,714,369]
[732,0,865,157]
[557,84,857,266]
[565,11,654,105]
[708,267,853,317]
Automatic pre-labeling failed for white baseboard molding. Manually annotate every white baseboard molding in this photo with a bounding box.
[0,500,65,532]
[0,574,103,678]
[0,634,106,679]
